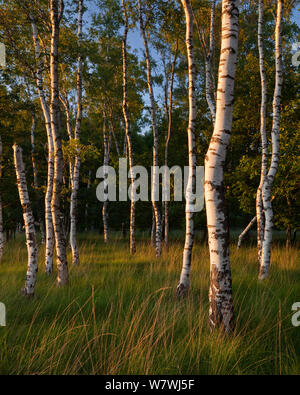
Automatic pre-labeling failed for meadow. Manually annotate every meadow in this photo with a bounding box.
[0,232,299,375]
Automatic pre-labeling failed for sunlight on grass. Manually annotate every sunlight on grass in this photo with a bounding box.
[0,233,299,374]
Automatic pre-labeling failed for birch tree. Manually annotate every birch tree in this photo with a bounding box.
[30,112,46,244]
[102,107,111,243]
[13,144,38,296]
[176,0,197,296]
[193,0,216,124]
[204,0,239,332]
[63,0,83,266]
[138,0,162,257]
[122,0,136,254]
[50,0,68,286]
[255,0,268,264]
[163,40,178,248]
[259,0,283,280]
[30,16,55,274]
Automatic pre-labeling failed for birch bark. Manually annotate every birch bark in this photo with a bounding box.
[204,0,239,332]
[259,0,283,280]
[30,18,55,274]
[69,0,83,266]
[122,0,136,254]
[138,0,162,257]
[102,108,110,243]
[177,0,197,296]
[30,113,46,244]
[164,41,178,248]
[254,0,268,265]
[50,0,68,286]
[13,144,38,296]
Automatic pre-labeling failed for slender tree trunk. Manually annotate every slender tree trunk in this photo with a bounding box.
[255,0,268,265]
[50,0,68,286]
[85,169,91,232]
[30,18,55,274]
[13,144,38,296]
[177,0,197,297]
[30,113,46,244]
[122,0,136,254]
[204,0,239,333]
[237,215,256,249]
[164,41,178,249]
[138,0,162,258]
[151,208,155,246]
[205,0,216,123]
[102,108,110,244]
[259,0,283,280]
[69,0,83,266]
[0,135,3,261]
[193,0,216,124]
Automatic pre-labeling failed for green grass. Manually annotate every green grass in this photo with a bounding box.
[0,232,299,374]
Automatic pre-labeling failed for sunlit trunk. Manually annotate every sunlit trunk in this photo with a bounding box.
[13,144,38,296]
[255,0,268,265]
[164,41,178,249]
[122,0,136,254]
[30,18,55,274]
[138,0,162,257]
[177,0,197,296]
[69,0,83,266]
[237,215,256,249]
[50,0,68,286]
[204,0,239,333]
[259,0,283,280]
[30,113,46,244]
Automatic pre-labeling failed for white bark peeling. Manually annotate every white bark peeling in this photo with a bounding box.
[13,144,38,296]
[177,0,197,297]
[204,0,239,333]
[259,0,283,280]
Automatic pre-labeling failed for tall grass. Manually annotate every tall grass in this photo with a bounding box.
[0,233,299,374]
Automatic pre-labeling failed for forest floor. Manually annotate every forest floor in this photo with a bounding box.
[0,232,299,375]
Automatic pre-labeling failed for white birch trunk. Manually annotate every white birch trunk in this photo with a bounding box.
[259,0,283,280]
[102,108,110,244]
[255,0,268,264]
[50,0,68,286]
[138,0,162,257]
[193,0,216,124]
[0,135,3,261]
[205,0,216,124]
[122,0,136,254]
[237,215,256,249]
[177,0,197,296]
[30,113,46,244]
[13,144,38,297]
[164,41,178,249]
[69,0,83,266]
[204,0,239,333]
[30,18,55,274]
